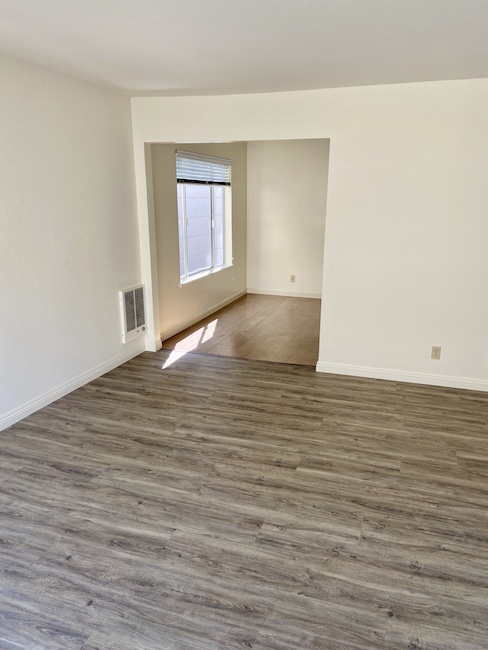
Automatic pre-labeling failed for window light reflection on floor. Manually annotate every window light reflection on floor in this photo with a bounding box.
[162,319,218,369]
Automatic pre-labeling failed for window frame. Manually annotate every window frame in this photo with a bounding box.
[176,151,232,284]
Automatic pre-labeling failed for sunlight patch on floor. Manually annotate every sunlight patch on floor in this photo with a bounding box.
[162,319,218,368]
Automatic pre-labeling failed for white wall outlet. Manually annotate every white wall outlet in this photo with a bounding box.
[290,274,296,283]
[431,346,441,360]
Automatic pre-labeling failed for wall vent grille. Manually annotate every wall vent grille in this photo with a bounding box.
[119,285,146,343]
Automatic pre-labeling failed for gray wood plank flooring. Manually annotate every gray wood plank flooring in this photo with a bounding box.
[161,294,321,366]
[1,350,488,649]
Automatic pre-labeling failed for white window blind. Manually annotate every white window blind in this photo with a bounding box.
[176,150,231,186]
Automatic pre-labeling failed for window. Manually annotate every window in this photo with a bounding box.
[176,150,232,282]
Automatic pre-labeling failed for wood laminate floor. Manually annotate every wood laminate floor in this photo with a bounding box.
[2,350,488,649]
[161,294,321,366]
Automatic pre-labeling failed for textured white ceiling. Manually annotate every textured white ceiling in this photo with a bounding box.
[0,0,487,95]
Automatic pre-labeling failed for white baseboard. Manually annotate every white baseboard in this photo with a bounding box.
[0,344,146,432]
[247,288,322,299]
[146,338,162,353]
[160,290,247,341]
[315,361,488,393]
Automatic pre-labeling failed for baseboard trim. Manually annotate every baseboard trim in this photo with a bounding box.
[146,338,162,353]
[247,289,322,299]
[0,344,146,432]
[315,361,488,393]
[160,290,247,342]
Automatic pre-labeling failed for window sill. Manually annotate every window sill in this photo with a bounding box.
[179,263,233,286]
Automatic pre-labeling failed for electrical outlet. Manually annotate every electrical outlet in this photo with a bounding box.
[431,346,441,360]
[290,274,296,283]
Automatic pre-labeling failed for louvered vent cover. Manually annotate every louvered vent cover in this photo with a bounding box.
[119,285,146,343]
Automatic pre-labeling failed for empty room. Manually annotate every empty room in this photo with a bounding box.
[1,2,488,649]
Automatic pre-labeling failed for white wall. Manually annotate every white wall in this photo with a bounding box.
[132,78,488,391]
[247,139,329,298]
[0,54,142,430]
[151,142,247,340]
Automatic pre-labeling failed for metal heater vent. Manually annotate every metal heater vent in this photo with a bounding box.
[119,285,146,343]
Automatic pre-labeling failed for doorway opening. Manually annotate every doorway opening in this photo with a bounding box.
[150,139,329,366]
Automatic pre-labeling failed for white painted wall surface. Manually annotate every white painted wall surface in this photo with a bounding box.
[0,54,142,430]
[247,139,328,298]
[151,143,247,340]
[132,78,488,390]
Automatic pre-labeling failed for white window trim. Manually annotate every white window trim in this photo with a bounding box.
[179,261,233,286]
[176,151,232,283]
